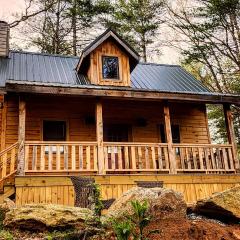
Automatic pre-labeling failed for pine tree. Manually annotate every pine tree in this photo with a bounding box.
[104,0,165,62]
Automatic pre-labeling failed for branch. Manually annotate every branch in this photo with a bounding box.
[9,0,57,28]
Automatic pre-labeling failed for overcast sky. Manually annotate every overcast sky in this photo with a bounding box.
[0,0,181,64]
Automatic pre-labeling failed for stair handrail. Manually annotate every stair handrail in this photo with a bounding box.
[0,142,18,157]
[0,142,19,183]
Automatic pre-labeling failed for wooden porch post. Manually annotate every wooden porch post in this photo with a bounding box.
[17,96,26,175]
[1,95,7,151]
[95,100,105,174]
[163,101,176,174]
[223,104,238,169]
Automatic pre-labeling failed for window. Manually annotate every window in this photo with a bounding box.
[104,124,130,142]
[43,121,66,141]
[159,124,180,143]
[102,56,119,79]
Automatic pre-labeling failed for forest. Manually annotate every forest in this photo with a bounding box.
[6,0,240,146]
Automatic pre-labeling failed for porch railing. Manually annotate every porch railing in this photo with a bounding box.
[23,141,238,174]
[24,141,98,173]
[103,142,170,172]
[173,144,236,173]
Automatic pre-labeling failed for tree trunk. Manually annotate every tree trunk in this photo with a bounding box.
[142,33,147,62]
[72,0,77,56]
[55,0,61,54]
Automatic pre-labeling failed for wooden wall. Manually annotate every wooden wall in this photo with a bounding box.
[0,95,19,150]
[25,96,96,142]
[1,95,210,145]
[103,99,210,144]
[87,39,131,87]
[15,175,240,206]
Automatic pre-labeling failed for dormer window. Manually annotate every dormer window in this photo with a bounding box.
[102,56,119,79]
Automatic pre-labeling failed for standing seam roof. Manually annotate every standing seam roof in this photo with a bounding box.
[0,51,211,94]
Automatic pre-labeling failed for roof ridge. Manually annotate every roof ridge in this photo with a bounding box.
[139,62,181,67]
[9,50,79,59]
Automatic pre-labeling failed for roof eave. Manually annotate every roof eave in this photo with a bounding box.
[5,82,240,105]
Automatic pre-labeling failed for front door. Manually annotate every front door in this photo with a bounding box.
[104,124,131,169]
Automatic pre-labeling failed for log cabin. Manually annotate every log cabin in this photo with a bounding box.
[0,20,239,206]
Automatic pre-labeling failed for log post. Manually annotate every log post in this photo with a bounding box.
[223,104,238,169]
[17,96,26,175]
[95,100,105,174]
[163,101,176,174]
[0,95,7,151]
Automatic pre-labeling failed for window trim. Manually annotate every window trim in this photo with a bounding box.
[102,55,120,80]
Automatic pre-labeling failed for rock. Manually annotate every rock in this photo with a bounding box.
[4,204,94,231]
[195,185,240,223]
[106,187,187,221]
[1,198,16,210]
[233,230,240,240]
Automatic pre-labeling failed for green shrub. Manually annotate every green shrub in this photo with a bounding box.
[0,230,14,240]
[112,220,133,240]
[112,200,160,240]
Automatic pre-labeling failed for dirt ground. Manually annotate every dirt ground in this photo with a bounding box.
[146,218,240,240]
[3,217,240,240]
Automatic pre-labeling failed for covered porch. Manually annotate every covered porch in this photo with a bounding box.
[12,94,238,176]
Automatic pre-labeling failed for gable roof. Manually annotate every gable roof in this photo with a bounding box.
[0,50,211,94]
[76,28,140,72]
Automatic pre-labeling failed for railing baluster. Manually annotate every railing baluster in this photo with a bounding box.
[158,146,163,169]
[125,146,129,169]
[71,145,76,170]
[164,146,169,170]
[210,148,216,169]
[10,147,16,173]
[198,147,204,170]
[48,146,53,171]
[93,145,98,170]
[2,152,7,178]
[228,148,234,170]
[24,145,29,172]
[118,146,122,170]
[32,146,37,171]
[151,147,156,169]
[40,145,45,171]
[103,146,108,170]
[138,147,142,169]
[79,145,83,170]
[131,146,136,170]
[145,147,150,169]
[64,145,68,170]
[111,146,115,170]
[56,146,60,170]
[192,147,197,169]
[222,148,229,170]
[86,146,91,170]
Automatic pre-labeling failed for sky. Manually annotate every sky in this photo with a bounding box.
[0,0,181,64]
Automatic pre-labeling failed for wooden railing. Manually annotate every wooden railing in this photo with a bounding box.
[24,141,98,173]
[103,142,170,172]
[0,142,18,181]
[173,144,236,173]
[23,142,237,174]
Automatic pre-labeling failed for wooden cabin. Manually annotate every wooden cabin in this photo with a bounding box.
[0,21,239,206]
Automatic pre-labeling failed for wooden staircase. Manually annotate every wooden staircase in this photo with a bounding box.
[0,143,18,203]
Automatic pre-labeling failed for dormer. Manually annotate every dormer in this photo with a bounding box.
[76,29,140,87]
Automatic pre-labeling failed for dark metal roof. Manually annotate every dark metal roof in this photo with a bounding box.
[0,50,211,94]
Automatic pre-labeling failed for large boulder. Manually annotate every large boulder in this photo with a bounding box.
[106,187,187,221]
[4,204,94,231]
[195,185,240,223]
